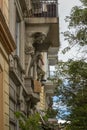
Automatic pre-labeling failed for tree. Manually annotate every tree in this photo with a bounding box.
[55,60,87,130]
[62,0,87,54]
[56,0,87,129]
[45,108,58,119]
[15,109,58,130]
[15,112,41,130]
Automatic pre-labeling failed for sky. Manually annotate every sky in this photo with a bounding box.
[54,0,82,123]
[58,0,81,61]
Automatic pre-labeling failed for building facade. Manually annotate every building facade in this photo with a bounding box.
[0,2,16,130]
[0,0,59,130]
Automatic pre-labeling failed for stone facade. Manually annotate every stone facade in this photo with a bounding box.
[0,8,16,130]
[0,0,59,130]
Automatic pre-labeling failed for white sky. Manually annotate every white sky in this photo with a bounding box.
[58,0,81,61]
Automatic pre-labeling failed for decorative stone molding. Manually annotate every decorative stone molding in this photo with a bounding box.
[25,32,35,55]
[0,65,3,130]
[0,9,16,54]
[25,45,34,55]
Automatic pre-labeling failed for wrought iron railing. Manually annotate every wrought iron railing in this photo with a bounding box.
[30,0,58,17]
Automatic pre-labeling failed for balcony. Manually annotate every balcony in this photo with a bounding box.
[44,70,57,96]
[48,54,58,65]
[24,78,41,102]
[45,80,57,96]
[48,46,59,55]
[30,0,58,18]
[25,0,58,24]
[48,47,58,65]
[25,0,59,52]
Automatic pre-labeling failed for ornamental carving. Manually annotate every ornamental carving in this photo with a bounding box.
[25,33,34,55]
[25,45,34,55]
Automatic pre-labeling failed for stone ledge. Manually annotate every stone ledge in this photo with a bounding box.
[0,9,16,54]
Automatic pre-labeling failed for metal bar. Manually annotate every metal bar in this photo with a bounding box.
[31,0,58,17]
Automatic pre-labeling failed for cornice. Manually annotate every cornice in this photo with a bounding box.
[0,9,16,55]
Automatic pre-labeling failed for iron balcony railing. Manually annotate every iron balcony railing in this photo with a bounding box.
[30,0,58,17]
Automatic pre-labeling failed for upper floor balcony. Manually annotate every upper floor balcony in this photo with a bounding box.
[48,47,59,65]
[44,69,58,96]
[48,54,58,65]
[25,0,59,24]
[30,0,58,18]
[45,80,57,96]
[25,0,59,52]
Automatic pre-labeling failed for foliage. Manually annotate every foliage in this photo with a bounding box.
[15,109,58,130]
[15,112,41,130]
[80,0,87,6]
[55,60,87,130]
[56,0,87,129]
[41,109,58,130]
[62,0,87,54]
[45,108,58,119]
